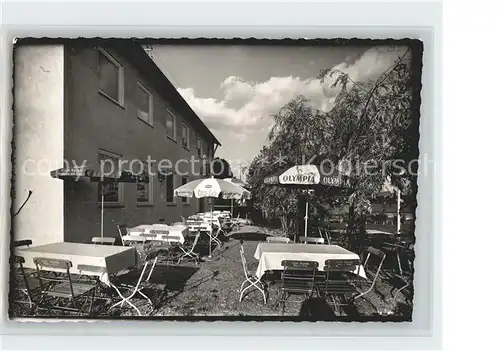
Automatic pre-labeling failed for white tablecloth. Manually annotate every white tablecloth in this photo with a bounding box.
[253,243,366,279]
[15,242,138,286]
[125,224,188,244]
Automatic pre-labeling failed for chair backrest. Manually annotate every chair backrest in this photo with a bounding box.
[318,228,332,245]
[12,239,33,248]
[92,237,116,245]
[363,247,386,281]
[266,236,291,244]
[117,224,129,245]
[150,229,169,235]
[280,260,318,295]
[33,257,73,286]
[76,264,107,274]
[299,236,325,245]
[324,259,360,273]
[190,230,202,248]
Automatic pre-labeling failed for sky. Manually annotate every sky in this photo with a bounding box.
[148,44,407,180]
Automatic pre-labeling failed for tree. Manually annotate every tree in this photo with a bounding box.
[211,157,234,179]
[247,44,421,238]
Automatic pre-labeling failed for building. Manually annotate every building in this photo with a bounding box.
[13,40,221,245]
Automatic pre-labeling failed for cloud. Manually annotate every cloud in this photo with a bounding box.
[177,46,408,135]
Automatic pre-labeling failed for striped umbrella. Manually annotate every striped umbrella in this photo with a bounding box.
[51,165,148,238]
[263,164,349,238]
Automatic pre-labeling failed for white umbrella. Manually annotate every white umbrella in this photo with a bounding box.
[174,177,249,258]
[223,178,250,216]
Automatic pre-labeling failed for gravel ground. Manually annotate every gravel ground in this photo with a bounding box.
[10,226,413,320]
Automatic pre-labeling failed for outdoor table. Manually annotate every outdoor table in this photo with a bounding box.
[253,242,367,279]
[125,224,188,245]
[14,242,138,286]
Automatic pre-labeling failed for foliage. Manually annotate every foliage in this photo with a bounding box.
[247,45,420,235]
[211,157,234,179]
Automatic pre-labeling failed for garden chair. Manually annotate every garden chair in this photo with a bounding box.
[238,241,267,304]
[276,260,318,315]
[108,250,160,316]
[175,230,201,265]
[318,228,331,245]
[317,259,361,313]
[353,247,386,301]
[116,224,130,246]
[10,255,45,311]
[390,244,414,303]
[92,237,116,245]
[299,236,325,245]
[266,236,291,244]
[32,257,99,315]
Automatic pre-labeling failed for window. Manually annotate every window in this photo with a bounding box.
[181,124,189,149]
[98,49,124,105]
[97,151,123,205]
[136,82,153,125]
[166,109,176,140]
[136,161,153,205]
[165,171,175,204]
[196,138,202,157]
[181,176,190,204]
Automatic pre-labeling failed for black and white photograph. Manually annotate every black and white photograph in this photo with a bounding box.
[9,38,422,321]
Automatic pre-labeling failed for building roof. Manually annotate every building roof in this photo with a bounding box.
[110,41,221,146]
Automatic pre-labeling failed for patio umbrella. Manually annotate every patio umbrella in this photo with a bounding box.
[263,164,349,239]
[223,178,250,216]
[51,165,147,238]
[174,176,249,259]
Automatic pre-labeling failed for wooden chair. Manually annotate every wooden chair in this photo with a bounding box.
[299,236,325,245]
[109,250,160,316]
[238,241,267,304]
[10,255,45,311]
[92,237,116,246]
[116,224,129,246]
[276,260,318,315]
[32,257,98,315]
[318,259,361,312]
[176,231,201,265]
[353,247,386,301]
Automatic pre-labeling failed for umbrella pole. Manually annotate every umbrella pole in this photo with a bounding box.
[304,200,309,238]
[101,187,104,238]
[397,188,401,234]
[209,199,214,258]
[231,199,233,217]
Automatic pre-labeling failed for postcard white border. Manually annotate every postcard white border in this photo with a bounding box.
[0,1,442,349]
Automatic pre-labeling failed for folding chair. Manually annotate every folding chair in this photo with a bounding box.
[318,228,331,245]
[116,224,129,246]
[238,241,267,304]
[318,259,361,313]
[390,244,414,302]
[176,230,201,265]
[299,236,325,245]
[10,255,45,311]
[32,257,98,315]
[276,260,318,315]
[353,247,386,301]
[92,237,116,245]
[266,236,291,244]
[109,250,160,316]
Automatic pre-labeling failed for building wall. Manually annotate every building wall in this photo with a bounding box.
[13,45,65,245]
[63,46,214,243]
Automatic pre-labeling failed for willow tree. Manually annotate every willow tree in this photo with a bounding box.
[248,45,421,237]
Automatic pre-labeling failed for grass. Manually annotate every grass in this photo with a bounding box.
[10,225,414,321]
